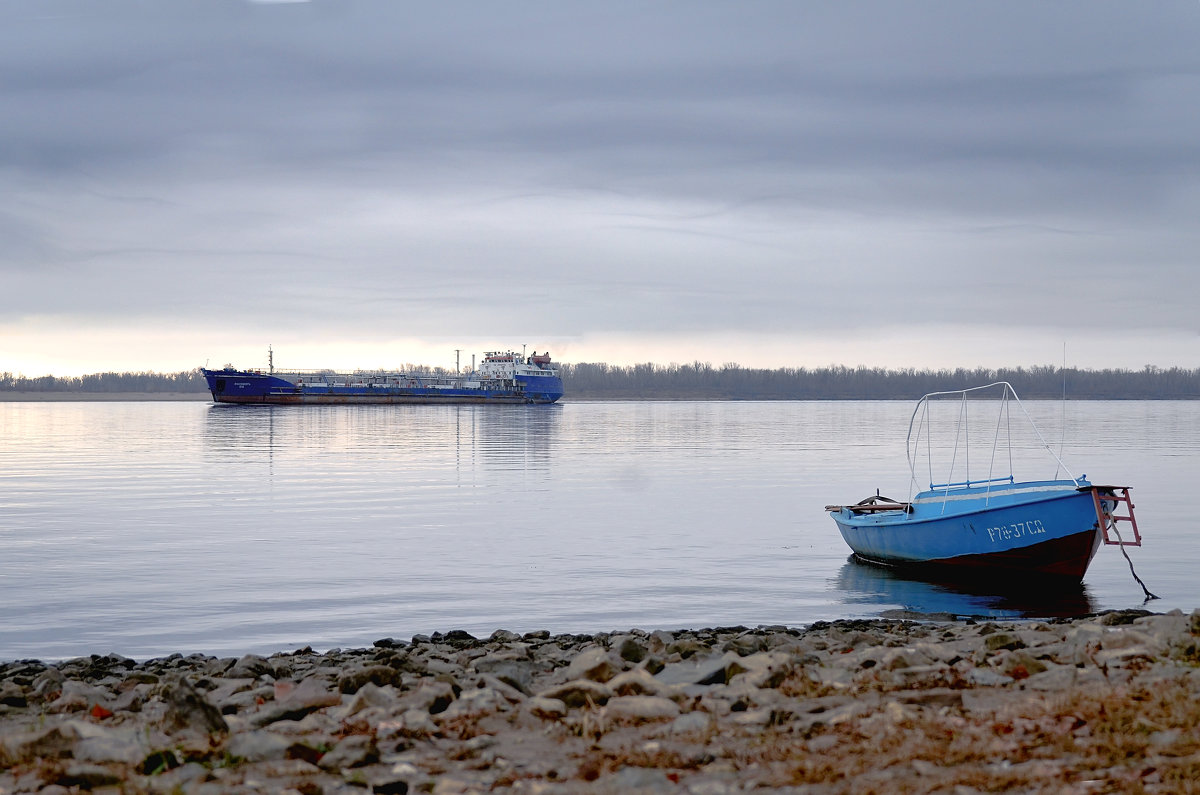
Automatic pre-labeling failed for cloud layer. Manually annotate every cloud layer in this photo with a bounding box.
[3,1,1198,373]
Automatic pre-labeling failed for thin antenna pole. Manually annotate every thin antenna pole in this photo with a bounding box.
[1056,342,1067,478]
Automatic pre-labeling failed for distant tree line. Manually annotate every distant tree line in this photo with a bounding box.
[2,363,1198,399]
[0,370,207,393]
[558,363,1200,400]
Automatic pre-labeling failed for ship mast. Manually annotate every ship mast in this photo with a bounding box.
[269,345,274,374]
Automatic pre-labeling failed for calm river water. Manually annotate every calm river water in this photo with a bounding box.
[1,399,1195,661]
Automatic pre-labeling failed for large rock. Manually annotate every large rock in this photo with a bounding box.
[225,729,292,762]
[615,636,648,663]
[608,667,671,697]
[0,724,80,766]
[437,686,509,720]
[160,675,229,738]
[470,652,538,694]
[526,697,568,720]
[397,679,457,714]
[250,678,342,727]
[317,733,379,770]
[338,664,402,693]
[536,679,614,709]
[69,720,150,765]
[565,648,620,683]
[225,654,276,680]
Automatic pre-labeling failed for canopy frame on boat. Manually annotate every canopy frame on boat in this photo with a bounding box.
[905,382,1078,510]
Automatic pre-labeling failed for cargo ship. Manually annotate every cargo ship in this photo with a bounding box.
[200,349,564,405]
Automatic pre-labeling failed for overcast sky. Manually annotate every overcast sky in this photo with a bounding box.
[2,0,1198,375]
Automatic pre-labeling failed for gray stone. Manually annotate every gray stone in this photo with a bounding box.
[161,675,229,737]
[666,710,713,735]
[598,765,672,793]
[984,633,1025,652]
[566,647,620,683]
[895,688,963,709]
[617,636,648,663]
[150,761,210,790]
[317,733,378,770]
[730,707,774,727]
[471,653,537,694]
[57,762,121,789]
[225,654,276,680]
[47,679,110,713]
[437,686,508,720]
[475,673,527,704]
[608,667,670,697]
[656,651,740,686]
[338,664,401,694]
[31,667,65,698]
[537,679,614,708]
[723,633,766,656]
[374,637,406,649]
[966,668,1014,687]
[340,682,400,718]
[0,681,27,707]
[526,696,568,720]
[666,637,707,658]
[250,678,342,727]
[604,695,680,722]
[398,679,457,714]
[0,724,80,766]
[226,729,292,762]
[726,651,792,689]
[69,720,149,765]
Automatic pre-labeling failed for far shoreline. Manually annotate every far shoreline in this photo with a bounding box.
[0,392,210,402]
[3,392,1198,402]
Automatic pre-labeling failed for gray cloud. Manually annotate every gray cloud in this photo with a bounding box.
[2,0,1198,369]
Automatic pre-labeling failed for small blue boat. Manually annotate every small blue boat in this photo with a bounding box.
[827,383,1141,582]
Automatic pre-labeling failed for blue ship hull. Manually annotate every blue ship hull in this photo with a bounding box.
[829,480,1109,581]
[201,368,563,405]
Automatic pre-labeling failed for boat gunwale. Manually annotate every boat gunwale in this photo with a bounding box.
[831,478,1097,528]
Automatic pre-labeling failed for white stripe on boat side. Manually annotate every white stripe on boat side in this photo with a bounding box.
[911,483,1077,505]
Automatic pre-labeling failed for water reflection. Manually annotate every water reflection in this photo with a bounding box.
[201,403,563,474]
[835,557,1098,620]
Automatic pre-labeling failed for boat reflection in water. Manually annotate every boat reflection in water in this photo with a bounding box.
[835,557,1098,621]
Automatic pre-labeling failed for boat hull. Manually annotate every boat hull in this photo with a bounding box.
[831,481,1107,582]
[201,369,564,405]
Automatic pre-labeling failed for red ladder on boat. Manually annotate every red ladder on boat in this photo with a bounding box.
[1091,486,1142,546]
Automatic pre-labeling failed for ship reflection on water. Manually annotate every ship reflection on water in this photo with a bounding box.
[835,557,1098,620]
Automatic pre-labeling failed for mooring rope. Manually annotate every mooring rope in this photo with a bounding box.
[1109,520,1159,602]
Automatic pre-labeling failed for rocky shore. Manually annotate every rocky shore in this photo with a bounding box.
[2,610,1198,794]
